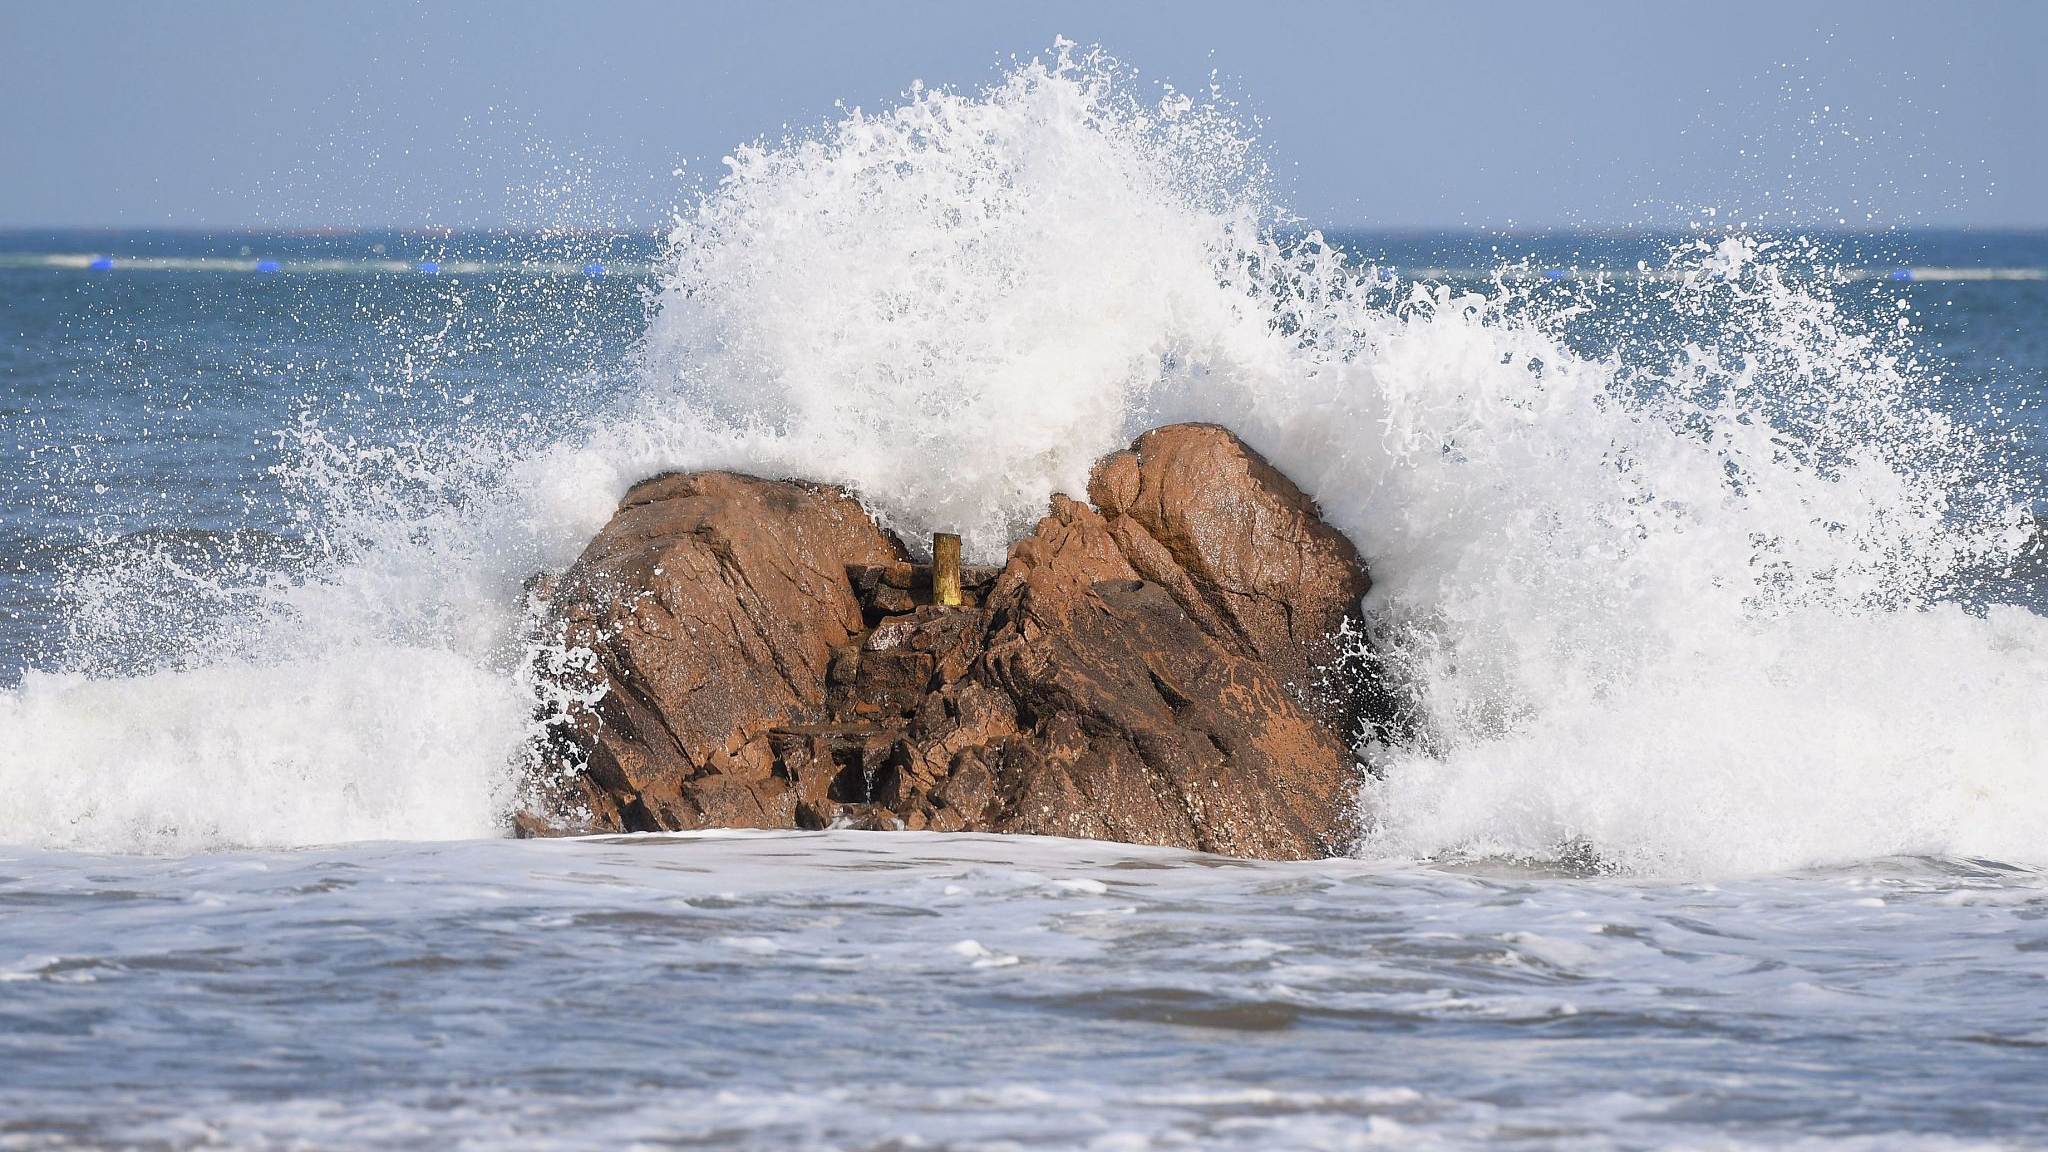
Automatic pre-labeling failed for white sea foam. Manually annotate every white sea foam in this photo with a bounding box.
[0,654,521,850]
[0,43,2041,870]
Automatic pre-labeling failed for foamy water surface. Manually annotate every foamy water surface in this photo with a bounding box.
[2,832,2044,1150]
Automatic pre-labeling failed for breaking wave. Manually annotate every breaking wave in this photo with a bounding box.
[2,43,2041,872]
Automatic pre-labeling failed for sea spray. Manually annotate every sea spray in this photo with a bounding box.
[628,41,1273,561]
[0,44,2040,870]
[1260,241,2047,874]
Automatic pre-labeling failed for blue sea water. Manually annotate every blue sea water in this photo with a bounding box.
[5,55,2048,1150]
[0,232,649,679]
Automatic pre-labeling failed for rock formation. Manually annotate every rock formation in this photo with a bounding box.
[521,424,1375,860]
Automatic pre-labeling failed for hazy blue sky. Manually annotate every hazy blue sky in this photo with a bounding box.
[3,1,2042,230]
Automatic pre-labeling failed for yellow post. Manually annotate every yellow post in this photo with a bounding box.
[932,532,963,607]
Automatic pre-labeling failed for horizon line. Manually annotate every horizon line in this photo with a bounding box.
[4,222,2048,237]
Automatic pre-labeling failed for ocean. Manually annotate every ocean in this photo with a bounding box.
[2,54,2046,1149]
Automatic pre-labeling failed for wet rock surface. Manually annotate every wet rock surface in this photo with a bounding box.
[521,424,1374,859]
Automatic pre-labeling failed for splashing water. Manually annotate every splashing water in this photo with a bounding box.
[2,44,2041,872]
[622,42,1271,560]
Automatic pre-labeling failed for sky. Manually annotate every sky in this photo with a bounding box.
[2,0,2043,231]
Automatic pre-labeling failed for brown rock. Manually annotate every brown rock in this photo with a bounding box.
[521,425,1376,859]
[1087,423,1374,739]
[527,470,905,832]
[891,495,1362,857]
